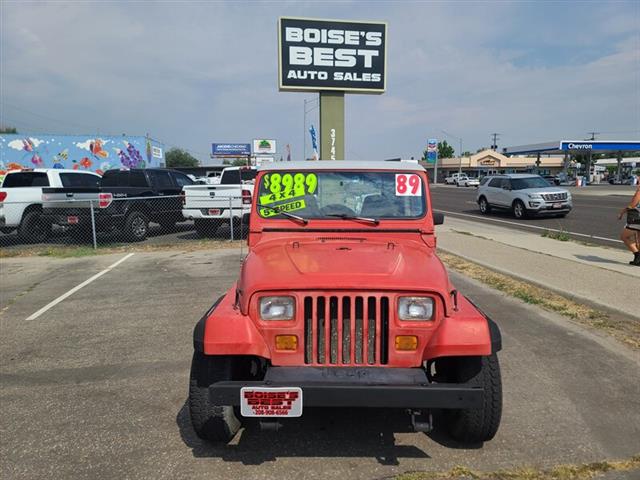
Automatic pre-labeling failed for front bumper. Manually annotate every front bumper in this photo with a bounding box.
[209,366,483,409]
[527,201,572,214]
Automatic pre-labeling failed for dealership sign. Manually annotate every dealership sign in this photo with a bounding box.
[278,17,387,93]
[212,143,251,156]
[253,139,277,154]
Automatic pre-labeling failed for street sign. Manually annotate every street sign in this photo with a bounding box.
[278,17,387,93]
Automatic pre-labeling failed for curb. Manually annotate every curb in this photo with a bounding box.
[437,246,635,319]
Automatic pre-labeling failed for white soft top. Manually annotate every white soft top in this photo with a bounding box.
[258,161,425,172]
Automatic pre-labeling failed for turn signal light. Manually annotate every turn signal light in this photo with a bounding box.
[395,335,418,351]
[275,335,298,351]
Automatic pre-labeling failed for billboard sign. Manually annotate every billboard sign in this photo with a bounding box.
[212,143,251,156]
[253,139,277,154]
[426,138,437,163]
[278,17,387,93]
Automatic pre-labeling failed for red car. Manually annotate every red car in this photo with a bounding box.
[189,161,502,444]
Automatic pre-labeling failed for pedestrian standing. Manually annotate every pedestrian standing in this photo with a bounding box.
[619,175,640,266]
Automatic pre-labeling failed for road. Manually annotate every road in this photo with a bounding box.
[430,185,629,249]
[1,249,638,479]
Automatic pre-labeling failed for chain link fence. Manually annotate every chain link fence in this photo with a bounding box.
[0,195,250,252]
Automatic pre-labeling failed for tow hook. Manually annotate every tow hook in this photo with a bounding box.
[259,420,282,431]
[408,409,433,433]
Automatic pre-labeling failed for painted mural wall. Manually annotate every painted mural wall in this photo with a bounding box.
[0,134,165,181]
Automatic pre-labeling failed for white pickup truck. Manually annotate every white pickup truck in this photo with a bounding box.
[0,169,101,242]
[181,166,256,237]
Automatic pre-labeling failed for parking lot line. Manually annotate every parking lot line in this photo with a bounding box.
[437,210,624,244]
[25,253,135,321]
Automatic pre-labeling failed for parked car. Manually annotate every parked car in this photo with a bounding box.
[41,168,194,241]
[542,175,560,186]
[476,174,572,219]
[444,172,467,185]
[189,161,503,445]
[182,166,256,237]
[0,168,101,242]
[457,176,480,187]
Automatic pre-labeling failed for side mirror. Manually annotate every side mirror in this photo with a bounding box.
[433,212,445,225]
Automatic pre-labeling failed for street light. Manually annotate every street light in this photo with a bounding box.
[304,97,319,161]
[441,130,463,175]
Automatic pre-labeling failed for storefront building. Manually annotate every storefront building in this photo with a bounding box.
[421,149,565,181]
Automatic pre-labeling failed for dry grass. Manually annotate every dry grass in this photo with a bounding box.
[439,252,640,350]
[395,454,640,480]
[0,240,244,258]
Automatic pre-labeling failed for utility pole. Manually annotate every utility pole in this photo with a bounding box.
[587,132,599,141]
[490,133,500,151]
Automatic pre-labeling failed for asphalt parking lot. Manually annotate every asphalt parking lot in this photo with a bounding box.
[1,247,639,480]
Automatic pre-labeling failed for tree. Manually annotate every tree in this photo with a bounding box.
[0,126,18,134]
[462,151,472,157]
[437,140,455,159]
[165,148,199,168]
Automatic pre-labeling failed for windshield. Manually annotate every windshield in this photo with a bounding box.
[257,170,426,220]
[511,176,554,190]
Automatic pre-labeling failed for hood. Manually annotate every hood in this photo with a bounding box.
[520,187,568,195]
[238,235,453,313]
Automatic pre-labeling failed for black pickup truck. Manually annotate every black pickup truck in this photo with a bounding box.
[41,168,194,241]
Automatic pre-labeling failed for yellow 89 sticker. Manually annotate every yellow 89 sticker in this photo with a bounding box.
[260,173,318,204]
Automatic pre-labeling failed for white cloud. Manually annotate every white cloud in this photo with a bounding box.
[7,137,45,150]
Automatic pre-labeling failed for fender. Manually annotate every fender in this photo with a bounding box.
[197,287,271,359]
[193,295,225,352]
[423,295,500,359]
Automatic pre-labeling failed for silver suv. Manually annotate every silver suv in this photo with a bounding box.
[476,174,572,219]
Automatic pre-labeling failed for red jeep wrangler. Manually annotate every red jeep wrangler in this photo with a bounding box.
[189,161,502,444]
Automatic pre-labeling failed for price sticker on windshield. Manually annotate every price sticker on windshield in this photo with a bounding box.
[395,174,421,196]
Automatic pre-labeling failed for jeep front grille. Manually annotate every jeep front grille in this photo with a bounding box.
[303,294,390,365]
[541,192,567,201]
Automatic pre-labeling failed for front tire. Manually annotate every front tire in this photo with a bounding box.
[478,197,491,214]
[189,353,241,443]
[443,355,502,443]
[513,200,528,219]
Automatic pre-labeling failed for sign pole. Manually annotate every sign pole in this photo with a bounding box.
[319,91,344,160]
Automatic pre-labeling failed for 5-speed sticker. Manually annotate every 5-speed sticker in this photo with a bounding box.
[240,387,303,417]
[260,199,306,217]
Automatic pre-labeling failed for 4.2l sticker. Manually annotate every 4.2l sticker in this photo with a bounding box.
[395,174,421,196]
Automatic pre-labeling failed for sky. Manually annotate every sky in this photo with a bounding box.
[1,1,639,163]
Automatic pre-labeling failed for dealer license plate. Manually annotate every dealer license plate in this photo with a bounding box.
[208,208,221,216]
[240,387,303,417]
[552,203,562,209]
[67,215,79,224]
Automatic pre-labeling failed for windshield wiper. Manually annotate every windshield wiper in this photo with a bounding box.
[325,213,379,225]
[257,203,308,225]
